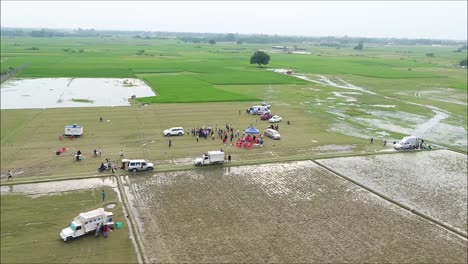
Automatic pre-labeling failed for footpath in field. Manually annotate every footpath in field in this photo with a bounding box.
[317,149,468,236]
[121,160,467,263]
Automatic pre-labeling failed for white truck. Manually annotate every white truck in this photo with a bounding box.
[60,208,113,242]
[194,151,225,166]
[249,105,269,115]
[393,136,422,150]
[64,124,83,137]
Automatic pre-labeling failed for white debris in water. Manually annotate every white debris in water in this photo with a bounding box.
[330,92,357,102]
[371,105,396,108]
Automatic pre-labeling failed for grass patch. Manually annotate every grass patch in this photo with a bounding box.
[1,188,137,263]
[138,75,259,103]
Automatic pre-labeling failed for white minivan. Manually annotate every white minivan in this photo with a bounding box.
[128,159,154,172]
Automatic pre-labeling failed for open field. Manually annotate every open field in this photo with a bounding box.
[1,37,467,263]
[0,102,369,181]
[317,149,468,236]
[122,160,467,263]
[0,178,138,263]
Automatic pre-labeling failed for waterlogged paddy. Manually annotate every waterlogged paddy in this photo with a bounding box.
[0,177,117,195]
[0,78,155,109]
[122,161,467,263]
[317,149,468,236]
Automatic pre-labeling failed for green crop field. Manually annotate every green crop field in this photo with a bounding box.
[1,36,467,263]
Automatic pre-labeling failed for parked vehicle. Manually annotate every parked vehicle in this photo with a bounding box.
[261,102,271,108]
[64,124,83,137]
[60,208,113,242]
[264,128,281,140]
[128,159,154,172]
[260,113,273,120]
[194,151,225,166]
[393,136,422,150]
[269,115,282,123]
[249,106,269,115]
[163,127,184,136]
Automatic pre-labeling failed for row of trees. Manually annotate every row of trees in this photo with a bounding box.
[2,27,466,46]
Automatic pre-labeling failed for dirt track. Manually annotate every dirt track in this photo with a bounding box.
[123,160,467,263]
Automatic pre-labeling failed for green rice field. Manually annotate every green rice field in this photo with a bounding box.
[1,36,467,263]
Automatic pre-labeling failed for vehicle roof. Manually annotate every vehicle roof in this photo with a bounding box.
[128,159,148,162]
[79,208,105,219]
[265,128,279,134]
[207,151,224,155]
[401,136,418,141]
[168,127,183,130]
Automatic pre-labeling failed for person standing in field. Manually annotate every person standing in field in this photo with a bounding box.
[168,140,172,148]
[103,224,109,238]
[196,135,199,142]
[102,190,106,202]
[7,170,13,181]
[120,149,124,158]
[95,223,101,237]
[370,138,374,144]
[228,154,231,163]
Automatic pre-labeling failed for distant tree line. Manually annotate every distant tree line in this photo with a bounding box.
[1,27,466,46]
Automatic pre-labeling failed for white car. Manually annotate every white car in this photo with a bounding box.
[264,128,281,140]
[163,127,184,136]
[261,102,271,109]
[269,115,282,123]
[128,159,154,172]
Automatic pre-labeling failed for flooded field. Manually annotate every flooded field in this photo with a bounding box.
[0,78,155,109]
[122,161,467,263]
[0,176,117,196]
[317,149,468,236]
[273,71,467,151]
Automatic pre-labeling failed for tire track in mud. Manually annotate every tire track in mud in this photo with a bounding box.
[312,160,468,239]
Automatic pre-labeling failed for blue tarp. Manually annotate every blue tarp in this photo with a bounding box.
[245,126,259,134]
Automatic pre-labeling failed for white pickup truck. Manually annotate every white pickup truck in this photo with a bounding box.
[60,208,113,242]
[194,151,225,166]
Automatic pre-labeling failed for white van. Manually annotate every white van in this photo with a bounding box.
[393,136,422,150]
[249,106,269,115]
[128,159,154,172]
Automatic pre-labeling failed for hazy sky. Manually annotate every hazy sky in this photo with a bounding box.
[1,1,467,40]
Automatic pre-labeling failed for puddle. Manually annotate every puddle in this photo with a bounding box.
[0,177,117,195]
[0,78,156,109]
[269,70,466,150]
[106,203,116,208]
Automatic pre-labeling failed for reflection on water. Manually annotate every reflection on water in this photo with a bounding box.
[0,177,117,195]
[1,78,156,109]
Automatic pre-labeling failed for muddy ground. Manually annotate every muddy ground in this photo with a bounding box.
[122,160,467,263]
[317,149,468,236]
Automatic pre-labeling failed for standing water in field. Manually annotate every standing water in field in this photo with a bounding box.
[0,78,156,109]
